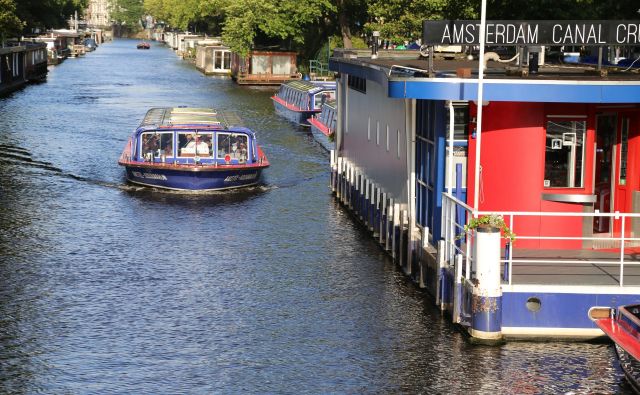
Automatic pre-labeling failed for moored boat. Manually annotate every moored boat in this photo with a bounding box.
[118,107,269,191]
[307,99,336,151]
[589,305,640,392]
[137,41,150,50]
[271,80,335,126]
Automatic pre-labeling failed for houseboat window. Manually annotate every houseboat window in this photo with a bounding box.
[251,55,269,74]
[178,132,213,157]
[544,120,586,188]
[348,75,366,93]
[272,56,291,74]
[218,133,248,162]
[620,118,629,185]
[386,125,390,151]
[397,130,401,158]
[376,121,380,145]
[367,117,371,141]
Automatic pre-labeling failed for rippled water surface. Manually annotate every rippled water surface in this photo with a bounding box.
[0,39,632,394]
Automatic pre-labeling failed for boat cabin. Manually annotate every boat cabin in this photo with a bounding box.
[276,80,336,112]
[127,108,260,166]
[230,50,299,85]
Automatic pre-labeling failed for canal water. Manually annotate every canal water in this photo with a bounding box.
[0,39,631,394]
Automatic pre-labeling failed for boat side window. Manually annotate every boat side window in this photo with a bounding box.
[314,92,327,110]
[158,132,174,158]
[543,120,586,188]
[140,131,160,162]
[218,133,249,163]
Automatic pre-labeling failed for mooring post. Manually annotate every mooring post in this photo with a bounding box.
[470,227,503,342]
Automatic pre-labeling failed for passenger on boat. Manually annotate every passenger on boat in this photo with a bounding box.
[143,134,159,153]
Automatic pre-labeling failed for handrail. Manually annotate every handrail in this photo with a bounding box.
[441,192,640,287]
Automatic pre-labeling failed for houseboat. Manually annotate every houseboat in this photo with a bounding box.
[308,99,337,151]
[195,39,232,76]
[589,305,640,392]
[328,19,640,341]
[231,50,300,85]
[0,46,26,95]
[23,42,48,81]
[272,80,336,126]
[118,107,270,191]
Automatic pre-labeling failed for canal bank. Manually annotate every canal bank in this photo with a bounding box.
[0,38,632,393]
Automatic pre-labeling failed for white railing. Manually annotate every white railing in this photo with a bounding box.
[441,192,640,287]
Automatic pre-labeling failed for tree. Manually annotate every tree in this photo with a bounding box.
[0,0,23,44]
[111,0,145,27]
[14,0,87,33]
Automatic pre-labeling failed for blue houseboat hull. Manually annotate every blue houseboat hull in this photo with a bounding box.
[272,98,316,126]
[310,125,334,151]
[124,165,264,191]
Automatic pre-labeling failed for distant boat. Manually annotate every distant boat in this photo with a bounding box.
[589,305,640,393]
[137,42,150,50]
[307,99,336,151]
[272,80,335,126]
[118,107,270,191]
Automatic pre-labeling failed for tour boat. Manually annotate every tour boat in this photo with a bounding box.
[307,99,336,151]
[137,42,150,50]
[118,107,269,191]
[589,305,640,392]
[271,80,335,126]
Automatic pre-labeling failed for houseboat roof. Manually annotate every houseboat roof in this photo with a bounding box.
[283,80,336,93]
[139,107,227,129]
[329,50,640,103]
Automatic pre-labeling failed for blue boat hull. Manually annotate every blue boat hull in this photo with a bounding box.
[310,123,334,151]
[273,100,316,126]
[124,165,264,191]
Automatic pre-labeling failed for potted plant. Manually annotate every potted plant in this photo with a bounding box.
[463,214,516,243]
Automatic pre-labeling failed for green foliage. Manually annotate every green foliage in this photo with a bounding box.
[0,0,24,41]
[142,0,640,65]
[111,0,144,26]
[14,0,87,32]
[463,214,516,243]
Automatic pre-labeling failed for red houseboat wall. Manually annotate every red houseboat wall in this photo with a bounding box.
[466,101,603,249]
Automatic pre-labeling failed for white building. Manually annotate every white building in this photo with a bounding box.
[85,0,111,28]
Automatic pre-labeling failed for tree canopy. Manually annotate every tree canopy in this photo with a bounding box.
[15,0,87,33]
[141,0,639,58]
[111,0,145,27]
[0,0,23,43]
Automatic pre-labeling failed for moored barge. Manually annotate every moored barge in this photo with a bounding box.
[118,107,269,191]
[308,99,337,151]
[272,80,336,126]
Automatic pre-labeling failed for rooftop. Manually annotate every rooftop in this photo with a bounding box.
[329,49,640,103]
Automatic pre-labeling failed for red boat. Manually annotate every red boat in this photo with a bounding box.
[137,42,150,50]
[590,305,640,392]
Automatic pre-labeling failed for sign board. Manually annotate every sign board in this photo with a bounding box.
[423,20,640,46]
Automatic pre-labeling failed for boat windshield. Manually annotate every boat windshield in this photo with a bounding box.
[218,133,248,163]
[178,131,214,158]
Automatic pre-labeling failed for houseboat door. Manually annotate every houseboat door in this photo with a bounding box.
[593,114,616,234]
[612,114,636,235]
[594,113,637,236]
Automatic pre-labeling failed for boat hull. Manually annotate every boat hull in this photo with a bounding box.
[309,118,334,151]
[615,343,640,393]
[591,305,640,392]
[272,98,316,126]
[123,165,264,191]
